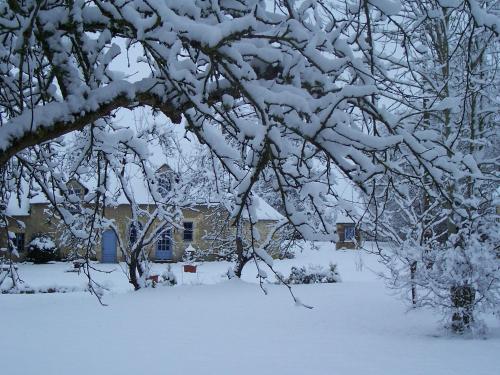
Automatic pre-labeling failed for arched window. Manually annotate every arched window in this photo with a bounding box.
[155,165,179,198]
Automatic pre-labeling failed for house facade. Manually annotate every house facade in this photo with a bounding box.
[96,202,281,263]
[2,167,364,259]
[1,179,284,263]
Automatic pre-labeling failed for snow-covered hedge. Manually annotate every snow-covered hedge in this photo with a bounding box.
[285,263,341,285]
[27,234,58,264]
[1,285,86,294]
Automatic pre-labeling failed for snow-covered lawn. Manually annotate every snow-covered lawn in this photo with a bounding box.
[1,243,499,375]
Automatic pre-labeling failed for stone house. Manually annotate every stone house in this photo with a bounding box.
[2,166,365,259]
[1,171,285,263]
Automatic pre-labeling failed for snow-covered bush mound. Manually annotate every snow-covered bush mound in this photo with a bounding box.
[27,234,58,264]
[182,244,203,263]
[285,263,341,285]
[161,265,177,286]
[277,246,296,260]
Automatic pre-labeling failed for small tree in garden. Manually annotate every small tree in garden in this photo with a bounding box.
[160,265,177,286]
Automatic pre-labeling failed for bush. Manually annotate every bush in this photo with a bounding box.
[27,234,58,264]
[182,244,199,263]
[275,240,296,260]
[161,265,177,286]
[285,263,341,284]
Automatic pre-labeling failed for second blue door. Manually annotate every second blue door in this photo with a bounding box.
[102,230,117,263]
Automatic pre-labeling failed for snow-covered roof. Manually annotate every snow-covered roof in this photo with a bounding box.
[6,168,284,222]
[6,194,30,216]
[332,175,364,224]
[247,196,285,221]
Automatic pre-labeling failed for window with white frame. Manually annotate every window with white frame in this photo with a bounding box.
[157,229,171,251]
[68,185,83,199]
[69,187,81,196]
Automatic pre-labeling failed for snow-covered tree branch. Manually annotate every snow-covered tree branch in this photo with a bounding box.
[0,0,498,331]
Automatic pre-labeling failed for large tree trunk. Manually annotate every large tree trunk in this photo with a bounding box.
[410,261,417,306]
[128,256,140,290]
[450,284,475,333]
[128,246,146,290]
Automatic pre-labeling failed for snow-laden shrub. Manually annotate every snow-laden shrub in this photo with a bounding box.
[285,263,341,284]
[277,246,296,260]
[27,234,58,264]
[182,244,199,263]
[161,265,177,286]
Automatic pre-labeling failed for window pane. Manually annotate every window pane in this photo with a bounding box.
[129,226,137,245]
[15,233,25,252]
[183,222,193,241]
[344,226,355,241]
[68,187,82,198]
[157,229,171,251]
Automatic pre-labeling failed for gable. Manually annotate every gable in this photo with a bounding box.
[66,179,88,197]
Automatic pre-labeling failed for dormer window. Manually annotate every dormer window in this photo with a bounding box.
[68,186,82,197]
[155,164,179,198]
[66,180,87,200]
[65,185,84,214]
[158,175,171,197]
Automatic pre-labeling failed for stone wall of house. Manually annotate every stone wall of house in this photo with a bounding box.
[89,204,230,262]
[244,220,282,257]
[1,203,65,261]
[0,216,27,259]
[2,203,281,263]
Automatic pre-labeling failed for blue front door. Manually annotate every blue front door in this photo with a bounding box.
[102,230,117,263]
[156,228,173,261]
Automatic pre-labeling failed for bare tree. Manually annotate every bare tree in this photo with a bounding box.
[361,0,500,333]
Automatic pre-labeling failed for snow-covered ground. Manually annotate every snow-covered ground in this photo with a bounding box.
[1,242,499,375]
